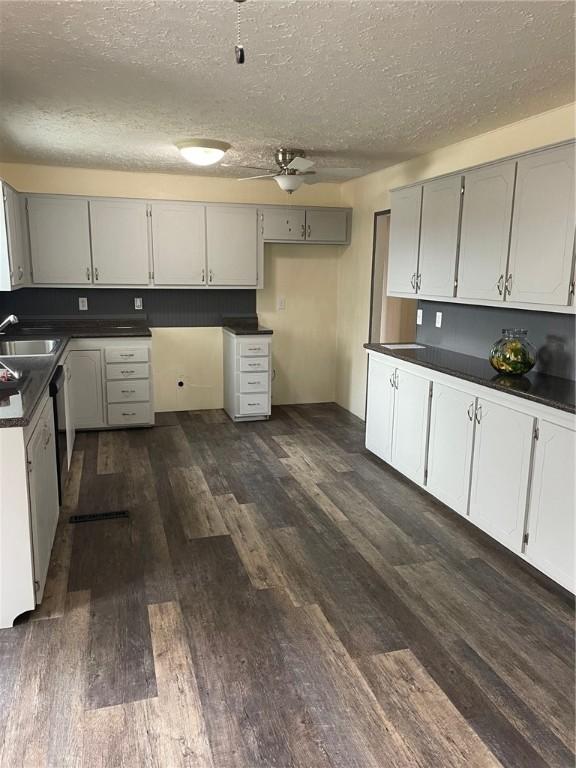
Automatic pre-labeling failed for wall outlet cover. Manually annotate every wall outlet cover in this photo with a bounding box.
[277,296,286,311]
[134,297,143,310]
[435,311,442,328]
[78,297,88,311]
[416,308,423,326]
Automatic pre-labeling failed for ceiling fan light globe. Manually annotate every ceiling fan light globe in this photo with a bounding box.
[176,139,231,166]
[275,175,304,193]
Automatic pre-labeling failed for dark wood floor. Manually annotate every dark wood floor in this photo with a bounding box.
[0,403,574,767]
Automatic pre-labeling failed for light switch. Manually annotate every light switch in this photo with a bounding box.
[277,296,286,311]
[78,297,88,311]
[416,308,423,326]
[134,297,143,310]
[435,311,442,328]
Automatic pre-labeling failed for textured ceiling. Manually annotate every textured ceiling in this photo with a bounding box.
[0,0,574,180]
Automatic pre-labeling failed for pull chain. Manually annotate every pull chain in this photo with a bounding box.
[234,0,246,64]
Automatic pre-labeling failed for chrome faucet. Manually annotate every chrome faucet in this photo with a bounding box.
[0,314,18,334]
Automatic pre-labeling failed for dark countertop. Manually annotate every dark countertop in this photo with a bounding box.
[365,342,576,415]
[223,325,273,336]
[0,318,152,428]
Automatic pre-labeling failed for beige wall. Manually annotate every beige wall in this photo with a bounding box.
[337,103,576,418]
[0,162,344,411]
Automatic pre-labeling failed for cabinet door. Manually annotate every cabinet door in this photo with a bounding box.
[4,187,29,286]
[151,202,206,285]
[387,186,421,295]
[418,175,462,298]
[365,355,396,463]
[427,382,475,516]
[90,199,150,286]
[27,399,60,602]
[526,421,575,592]
[305,209,348,243]
[64,359,76,470]
[68,350,105,429]
[457,162,516,301]
[469,398,534,552]
[28,196,92,284]
[206,206,258,286]
[391,367,431,484]
[263,208,305,241]
[507,145,575,306]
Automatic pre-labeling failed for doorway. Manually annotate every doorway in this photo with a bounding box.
[368,210,417,343]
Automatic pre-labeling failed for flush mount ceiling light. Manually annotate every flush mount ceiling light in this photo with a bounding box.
[176,139,231,166]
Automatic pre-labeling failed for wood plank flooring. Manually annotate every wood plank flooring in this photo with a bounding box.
[0,403,573,767]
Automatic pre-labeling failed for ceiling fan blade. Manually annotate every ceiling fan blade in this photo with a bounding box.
[238,174,278,181]
[222,164,275,172]
[287,156,315,172]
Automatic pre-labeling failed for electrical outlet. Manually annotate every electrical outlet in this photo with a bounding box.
[277,296,286,311]
[435,311,443,328]
[416,308,423,326]
[78,297,88,311]
[134,297,143,310]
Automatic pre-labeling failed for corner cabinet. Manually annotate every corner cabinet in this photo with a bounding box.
[387,141,576,313]
[365,350,576,593]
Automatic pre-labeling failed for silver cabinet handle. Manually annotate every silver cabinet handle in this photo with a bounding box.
[467,402,475,421]
[120,389,136,394]
[475,404,482,424]
[209,269,214,283]
[94,267,99,281]
[505,274,512,296]
[416,273,422,291]
[17,265,24,280]
[301,223,306,239]
[496,274,504,296]
[201,268,205,283]
[390,372,395,388]
[120,353,134,358]
[307,223,311,239]
[395,370,399,389]
[120,369,135,375]
[86,266,91,281]
[410,273,416,290]
[121,411,136,417]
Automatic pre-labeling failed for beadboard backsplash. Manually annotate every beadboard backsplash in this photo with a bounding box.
[416,301,576,381]
[0,287,256,328]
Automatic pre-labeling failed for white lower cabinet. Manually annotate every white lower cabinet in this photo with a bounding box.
[427,382,475,516]
[469,398,534,552]
[365,355,396,463]
[27,397,60,602]
[525,421,575,592]
[223,330,272,421]
[365,351,575,592]
[391,368,431,484]
[68,349,105,429]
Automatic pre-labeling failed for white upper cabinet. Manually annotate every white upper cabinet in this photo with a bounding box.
[388,186,422,295]
[262,208,305,241]
[90,199,150,286]
[365,354,396,463]
[469,398,534,552]
[391,367,431,485]
[525,420,575,592]
[507,145,575,306]
[426,381,475,517]
[457,161,516,301]
[206,206,258,286]
[28,196,92,285]
[418,175,462,298]
[0,184,30,290]
[151,202,206,286]
[305,209,348,243]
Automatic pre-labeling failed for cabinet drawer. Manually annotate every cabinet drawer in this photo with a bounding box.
[106,362,149,380]
[106,379,150,404]
[238,357,269,373]
[238,340,270,357]
[105,346,149,363]
[239,394,269,415]
[239,372,269,393]
[107,402,153,426]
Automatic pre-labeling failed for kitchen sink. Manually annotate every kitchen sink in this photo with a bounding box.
[0,339,60,356]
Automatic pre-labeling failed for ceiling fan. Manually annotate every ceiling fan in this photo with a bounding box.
[223,148,315,193]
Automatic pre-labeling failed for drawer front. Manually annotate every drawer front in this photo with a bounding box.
[105,346,149,364]
[238,357,269,373]
[106,379,150,404]
[106,362,149,380]
[239,394,270,415]
[108,402,153,426]
[238,340,270,357]
[239,372,269,393]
